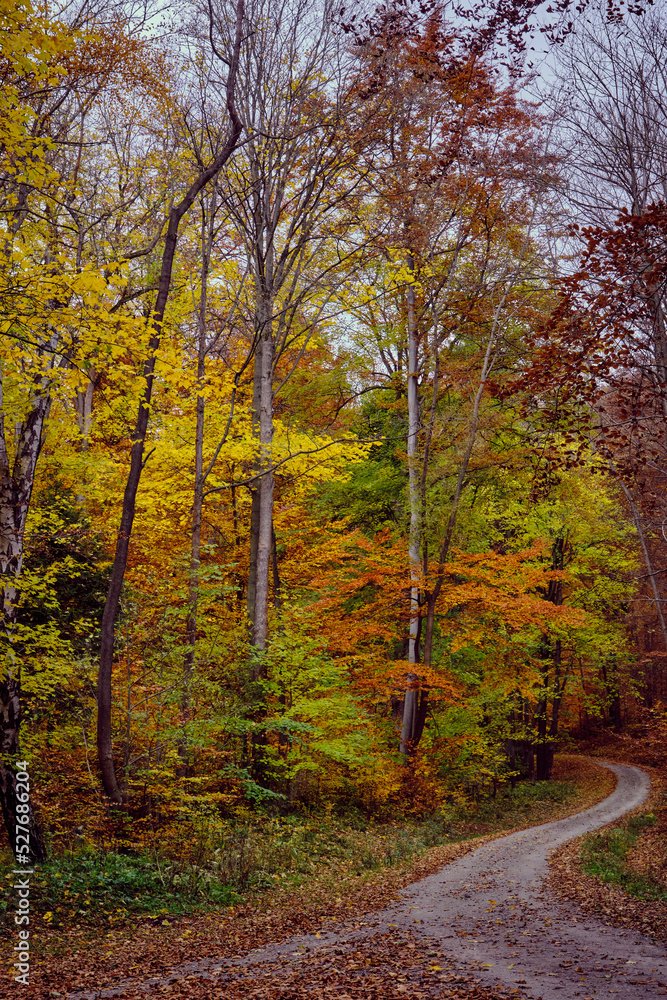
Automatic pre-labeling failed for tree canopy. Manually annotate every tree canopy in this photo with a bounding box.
[0,0,664,873]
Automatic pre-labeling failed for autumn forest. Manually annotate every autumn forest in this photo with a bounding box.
[2,0,667,961]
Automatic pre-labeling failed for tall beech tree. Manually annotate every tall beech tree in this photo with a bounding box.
[214,0,370,659]
[351,7,553,753]
[96,0,246,803]
[179,184,251,740]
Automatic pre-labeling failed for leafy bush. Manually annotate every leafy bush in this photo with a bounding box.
[0,774,583,932]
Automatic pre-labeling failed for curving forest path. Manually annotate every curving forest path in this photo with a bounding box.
[378,761,667,998]
[67,762,667,999]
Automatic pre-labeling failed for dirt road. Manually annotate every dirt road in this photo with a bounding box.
[66,761,667,999]
[380,761,667,998]
[235,762,667,999]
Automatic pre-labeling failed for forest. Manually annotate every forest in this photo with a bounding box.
[1,0,667,972]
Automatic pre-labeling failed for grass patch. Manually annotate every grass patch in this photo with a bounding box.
[581,813,667,902]
[2,850,242,931]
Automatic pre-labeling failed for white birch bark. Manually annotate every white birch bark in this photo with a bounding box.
[0,363,49,859]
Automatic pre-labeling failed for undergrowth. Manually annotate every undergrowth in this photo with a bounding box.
[581,813,667,902]
[0,778,577,933]
[3,851,240,930]
[466,780,574,825]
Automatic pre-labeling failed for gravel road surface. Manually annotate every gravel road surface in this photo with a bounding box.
[380,761,667,998]
[241,761,667,999]
[66,761,667,999]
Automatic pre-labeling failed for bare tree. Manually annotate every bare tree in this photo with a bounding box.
[551,4,667,223]
[548,0,667,651]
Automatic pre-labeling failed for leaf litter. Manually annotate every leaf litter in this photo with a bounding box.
[2,756,631,999]
[546,765,667,945]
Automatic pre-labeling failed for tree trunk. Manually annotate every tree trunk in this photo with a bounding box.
[534,535,567,781]
[401,256,423,755]
[246,332,263,631]
[245,285,275,784]
[246,485,260,628]
[534,726,553,780]
[400,674,419,754]
[183,401,204,720]
[96,0,245,803]
[534,668,551,782]
[549,639,567,740]
[601,658,622,732]
[399,682,429,755]
[405,301,499,749]
[618,478,667,650]
[182,196,213,738]
[406,258,420,665]
[252,317,274,655]
[271,525,281,614]
[0,377,49,861]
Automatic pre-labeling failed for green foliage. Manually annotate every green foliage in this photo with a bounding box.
[470,780,575,821]
[314,460,405,534]
[1,850,240,929]
[309,391,408,536]
[262,617,382,797]
[581,814,666,901]
[20,479,109,656]
[9,480,109,718]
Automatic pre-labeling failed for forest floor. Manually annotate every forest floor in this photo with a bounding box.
[5,753,664,999]
[546,728,667,949]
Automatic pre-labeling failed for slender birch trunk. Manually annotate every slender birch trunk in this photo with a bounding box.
[0,368,49,861]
